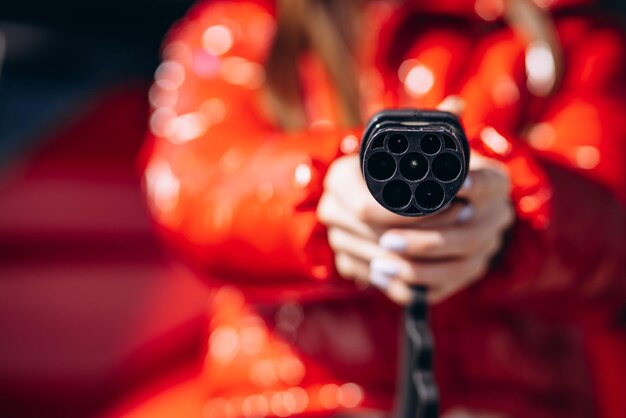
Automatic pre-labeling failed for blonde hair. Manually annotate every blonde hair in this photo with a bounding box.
[264,0,562,130]
[264,0,363,130]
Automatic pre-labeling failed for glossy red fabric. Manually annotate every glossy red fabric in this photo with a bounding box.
[115,1,626,417]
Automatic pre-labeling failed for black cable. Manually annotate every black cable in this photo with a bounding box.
[398,286,439,418]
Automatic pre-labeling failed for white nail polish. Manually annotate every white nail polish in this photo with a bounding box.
[457,204,475,223]
[462,176,472,191]
[369,271,391,290]
[371,258,400,276]
[379,234,407,252]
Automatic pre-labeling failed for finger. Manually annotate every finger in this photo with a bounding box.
[386,279,415,305]
[417,200,510,259]
[457,171,509,206]
[324,156,429,227]
[317,193,380,241]
[330,183,419,226]
[334,252,370,288]
[437,96,465,116]
[368,272,414,305]
[380,199,513,259]
[426,238,501,304]
[409,201,475,228]
[371,248,489,287]
[427,257,488,303]
[456,158,511,204]
[327,227,389,262]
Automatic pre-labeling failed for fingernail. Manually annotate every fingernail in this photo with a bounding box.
[379,233,407,252]
[462,176,472,191]
[371,258,401,276]
[457,204,475,223]
[369,271,391,290]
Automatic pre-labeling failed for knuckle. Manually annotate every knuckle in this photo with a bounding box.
[334,253,351,274]
[387,293,405,306]
[413,233,443,254]
[355,199,374,222]
[323,164,339,189]
[324,156,353,188]
[401,261,421,283]
[316,196,330,222]
[388,282,413,306]
[327,228,343,248]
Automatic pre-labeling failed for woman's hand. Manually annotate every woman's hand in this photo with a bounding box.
[317,100,514,304]
[375,152,514,303]
[443,408,511,418]
[318,154,425,303]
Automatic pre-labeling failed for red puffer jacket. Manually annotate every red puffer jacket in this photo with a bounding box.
[119,0,626,417]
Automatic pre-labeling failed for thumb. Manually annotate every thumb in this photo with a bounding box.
[437,95,465,117]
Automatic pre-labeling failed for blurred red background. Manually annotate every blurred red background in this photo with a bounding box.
[1,1,625,417]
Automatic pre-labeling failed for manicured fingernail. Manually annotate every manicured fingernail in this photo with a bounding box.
[457,204,475,223]
[379,233,407,252]
[369,271,391,290]
[371,258,400,276]
[462,176,472,191]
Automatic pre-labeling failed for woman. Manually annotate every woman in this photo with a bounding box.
[115,0,626,417]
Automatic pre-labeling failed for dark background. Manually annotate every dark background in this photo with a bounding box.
[0,0,197,164]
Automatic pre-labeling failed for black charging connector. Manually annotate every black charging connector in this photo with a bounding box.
[360,109,470,418]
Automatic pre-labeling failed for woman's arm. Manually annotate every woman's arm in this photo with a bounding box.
[325,16,626,310]
[458,17,626,313]
[142,0,354,293]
